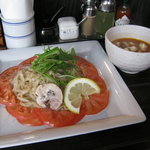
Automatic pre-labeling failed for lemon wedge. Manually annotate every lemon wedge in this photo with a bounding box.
[64,78,100,114]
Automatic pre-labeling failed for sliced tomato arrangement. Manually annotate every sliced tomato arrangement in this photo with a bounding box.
[0,55,109,127]
[34,107,85,127]
[0,80,18,106]
[6,104,43,126]
[76,56,109,115]
[0,66,19,82]
[18,56,37,68]
[81,90,109,115]
[76,56,107,92]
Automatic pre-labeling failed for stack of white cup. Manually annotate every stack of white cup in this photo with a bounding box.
[0,0,36,49]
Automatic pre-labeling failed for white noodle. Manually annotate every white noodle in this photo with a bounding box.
[11,66,50,108]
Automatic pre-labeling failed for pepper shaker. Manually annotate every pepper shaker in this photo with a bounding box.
[81,0,97,37]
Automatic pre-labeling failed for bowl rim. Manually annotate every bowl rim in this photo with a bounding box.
[105,25,150,54]
[4,31,35,39]
[0,12,34,24]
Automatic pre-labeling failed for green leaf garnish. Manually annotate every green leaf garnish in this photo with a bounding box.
[31,47,82,87]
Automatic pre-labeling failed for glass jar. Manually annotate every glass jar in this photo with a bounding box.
[37,18,58,44]
[95,0,116,38]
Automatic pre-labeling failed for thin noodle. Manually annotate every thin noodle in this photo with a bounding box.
[11,66,50,108]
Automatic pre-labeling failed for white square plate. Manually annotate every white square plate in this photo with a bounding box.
[0,41,146,148]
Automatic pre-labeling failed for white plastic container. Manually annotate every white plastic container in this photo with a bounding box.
[0,12,35,37]
[58,17,79,40]
[4,31,36,49]
[0,0,34,20]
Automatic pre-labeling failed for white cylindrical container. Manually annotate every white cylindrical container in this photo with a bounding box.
[0,0,34,20]
[4,31,36,49]
[0,12,35,37]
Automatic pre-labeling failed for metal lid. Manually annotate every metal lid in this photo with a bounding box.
[81,0,97,16]
[99,0,116,12]
[82,0,97,6]
[83,5,96,16]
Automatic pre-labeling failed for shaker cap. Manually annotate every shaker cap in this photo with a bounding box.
[82,0,97,6]
[83,5,96,16]
[81,0,97,16]
[99,0,116,12]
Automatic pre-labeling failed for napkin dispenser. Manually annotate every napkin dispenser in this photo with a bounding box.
[58,17,79,40]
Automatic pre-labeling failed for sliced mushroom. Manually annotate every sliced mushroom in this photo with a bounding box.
[36,83,63,110]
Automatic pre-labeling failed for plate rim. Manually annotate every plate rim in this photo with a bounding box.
[0,40,146,148]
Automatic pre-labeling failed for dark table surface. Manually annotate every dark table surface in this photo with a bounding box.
[1,39,150,150]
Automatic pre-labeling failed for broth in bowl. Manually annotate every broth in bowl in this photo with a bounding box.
[112,38,150,53]
[105,25,150,74]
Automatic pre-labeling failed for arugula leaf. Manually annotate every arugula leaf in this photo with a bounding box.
[31,47,79,86]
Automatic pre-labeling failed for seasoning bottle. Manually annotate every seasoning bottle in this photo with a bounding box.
[115,0,131,26]
[81,0,97,37]
[95,0,116,38]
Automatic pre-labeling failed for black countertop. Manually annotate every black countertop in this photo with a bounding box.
[1,39,150,150]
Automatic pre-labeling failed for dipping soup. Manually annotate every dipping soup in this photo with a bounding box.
[112,38,150,52]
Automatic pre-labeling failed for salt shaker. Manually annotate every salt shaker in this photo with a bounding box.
[81,0,97,37]
[95,0,116,38]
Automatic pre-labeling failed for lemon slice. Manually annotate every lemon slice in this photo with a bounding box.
[64,78,100,114]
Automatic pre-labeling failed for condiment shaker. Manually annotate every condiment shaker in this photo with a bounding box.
[81,0,97,37]
[115,0,131,26]
[95,0,116,38]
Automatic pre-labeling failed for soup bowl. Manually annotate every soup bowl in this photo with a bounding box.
[105,25,150,74]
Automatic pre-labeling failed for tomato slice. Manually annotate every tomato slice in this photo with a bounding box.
[0,80,18,106]
[76,56,109,115]
[0,57,37,106]
[0,56,36,83]
[76,56,107,92]
[0,66,19,82]
[6,104,43,126]
[81,90,109,115]
[18,56,37,68]
[34,108,85,127]
[0,66,19,105]
[16,116,43,126]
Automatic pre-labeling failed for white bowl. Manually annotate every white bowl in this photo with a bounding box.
[0,12,35,37]
[4,31,36,49]
[105,25,150,74]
